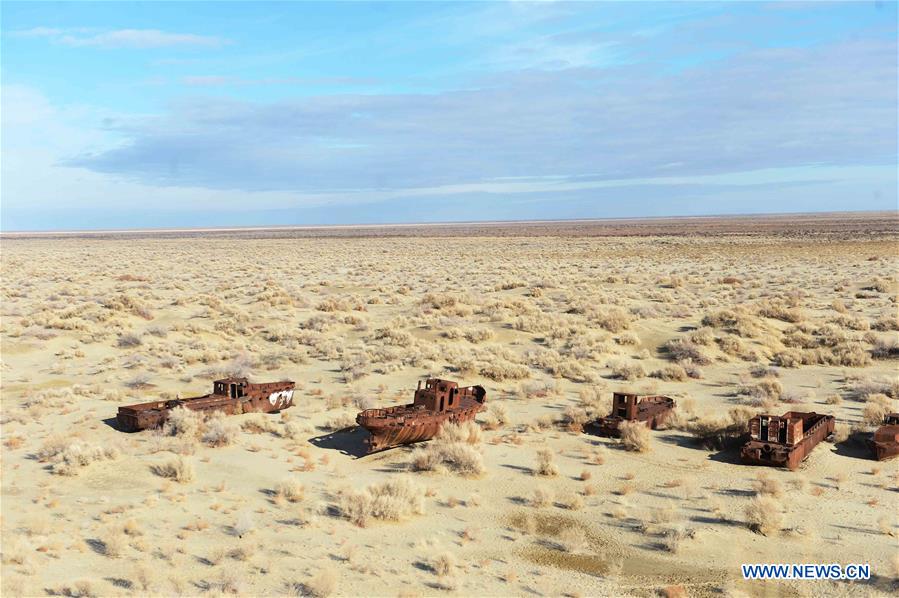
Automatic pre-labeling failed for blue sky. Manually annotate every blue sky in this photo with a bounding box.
[1,1,896,231]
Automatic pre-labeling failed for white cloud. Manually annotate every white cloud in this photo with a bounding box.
[12,27,227,48]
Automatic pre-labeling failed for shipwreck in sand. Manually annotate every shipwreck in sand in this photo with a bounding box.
[356,378,486,453]
[586,392,676,437]
[116,377,295,432]
[740,411,834,470]
[869,413,899,461]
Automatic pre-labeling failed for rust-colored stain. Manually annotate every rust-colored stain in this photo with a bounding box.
[356,378,486,452]
[586,392,676,437]
[116,377,295,432]
[869,413,899,461]
[740,411,834,470]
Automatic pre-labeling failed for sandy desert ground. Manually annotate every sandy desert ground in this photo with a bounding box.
[1,213,898,597]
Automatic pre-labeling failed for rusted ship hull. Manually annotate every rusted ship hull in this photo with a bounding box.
[740,413,834,470]
[869,439,899,461]
[587,394,675,438]
[359,403,483,452]
[117,380,294,432]
[868,421,899,461]
[356,380,486,453]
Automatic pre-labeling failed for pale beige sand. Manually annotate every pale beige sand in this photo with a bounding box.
[1,216,898,597]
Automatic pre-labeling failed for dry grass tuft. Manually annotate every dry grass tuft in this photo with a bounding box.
[534,447,559,476]
[618,420,651,452]
[299,568,338,598]
[410,422,485,476]
[862,393,893,426]
[745,496,783,536]
[151,456,195,483]
[37,436,118,476]
[275,478,305,503]
[201,412,240,447]
[335,477,425,527]
[431,552,457,577]
[752,472,783,498]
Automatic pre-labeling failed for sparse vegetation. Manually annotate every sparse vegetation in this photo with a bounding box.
[410,422,485,476]
[618,421,651,452]
[151,456,195,483]
[745,496,783,536]
[334,477,425,527]
[2,216,894,596]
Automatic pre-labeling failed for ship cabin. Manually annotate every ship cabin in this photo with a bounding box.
[748,411,827,447]
[610,392,673,421]
[213,377,250,399]
[612,393,641,420]
[413,378,461,412]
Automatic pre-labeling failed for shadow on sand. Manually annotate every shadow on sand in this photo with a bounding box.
[102,416,127,432]
[309,426,370,458]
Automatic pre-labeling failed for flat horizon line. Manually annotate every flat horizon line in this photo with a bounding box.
[2,209,896,237]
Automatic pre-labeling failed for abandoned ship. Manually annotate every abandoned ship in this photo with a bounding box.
[740,411,834,470]
[116,377,295,432]
[356,378,487,452]
[586,392,676,437]
[869,413,899,461]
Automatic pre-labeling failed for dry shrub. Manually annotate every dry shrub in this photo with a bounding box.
[241,412,281,434]
[117,333,143,347]
[561,405,589,432]
[54,580,96,598]
[531,487,552,508]
[151,456,194,483]
[435,420,481,445]
[38,436,118,476]
[201,412,239,447]
[410,422,484,476]
[752,472,783,498]
[411,443,484,476]
[323,412,356,432]
[832,423,850,443]
[95,527,127,560]
[275,478,304,503]
[651,364,688,381]
[685,407,752,449]
[519,379,558,400]
[618,420,651,452]
[754,376,784,401]
[557,489,584,510]
[335,477,425,527]
[872,337,899,359]
[300,568,337,598]
[283,420,310,441]
[595,308,631,332]
[481,402,509,430]
[534,447,559,476]
[862,394,893,426]
[431,552,456,577]
[660,524,695,553]
[464,327,494,343]
[479,360,530,382]
[556,526,587,552]
[772,350,802,368]
[848,376,899,401]
[617,331,640,345]
[663,339,712,365]
[611,360,646,380]
[163,407,202,438]
[745,496,782,536]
